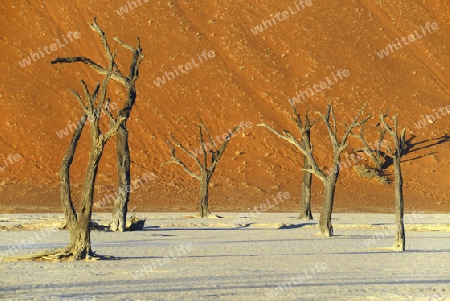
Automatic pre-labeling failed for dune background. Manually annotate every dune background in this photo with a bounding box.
[0,0,449,213]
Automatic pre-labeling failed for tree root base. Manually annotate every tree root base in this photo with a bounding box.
[316,231,333,237]
[1,248,114,262]
[392,244,405,252]
[198,212,223,218]
[297,214,314,221]
[128,218,146,231]
[317,226,334,237]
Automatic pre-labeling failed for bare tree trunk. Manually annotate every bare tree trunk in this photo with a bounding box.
[392,155,405,251]
[299,155,313,220]
[67,142,104,258]
[108,54,142,231]
[319,174,338,237]
[110,124,130,231]
[60,116,86,228]
[58,129,106,260]
[67,214,92,259]
[59,122,95,258]
[380,114,406,251]
[199,174,210,218]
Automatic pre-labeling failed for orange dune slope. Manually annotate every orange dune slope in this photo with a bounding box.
[0,0,448,213]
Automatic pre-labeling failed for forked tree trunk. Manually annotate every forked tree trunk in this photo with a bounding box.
[110,124,130,231]
[299,155,313,220]
[199,174,210,218]
[319,172,338,237]
[392,155,405,251]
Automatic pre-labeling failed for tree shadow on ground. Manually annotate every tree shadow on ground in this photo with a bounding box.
[278,223,316,229]
[366,134,449,171]
[401,134,450,163]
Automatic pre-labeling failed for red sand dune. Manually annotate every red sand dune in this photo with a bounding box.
[0,0,449,213]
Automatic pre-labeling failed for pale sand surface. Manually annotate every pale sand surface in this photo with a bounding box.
[0,213,449,301]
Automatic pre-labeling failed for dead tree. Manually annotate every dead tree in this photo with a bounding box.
[60,73,125,259]
[7,60,125,261]
[51,18,144,232]
[380,113,406,251]
[258,105,317,220]
[352,123,387,171]
[259,103,370,236]
[165,117,237,218]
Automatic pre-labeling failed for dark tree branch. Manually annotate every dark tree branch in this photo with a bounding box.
[257,123,326,181]
[351,124,385,171]
[209,126,238,173]
[168,133,202,170]
[164,140,201,181]
[198,113,218,153]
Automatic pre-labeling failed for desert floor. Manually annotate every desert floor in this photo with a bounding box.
[0,213,449,301]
